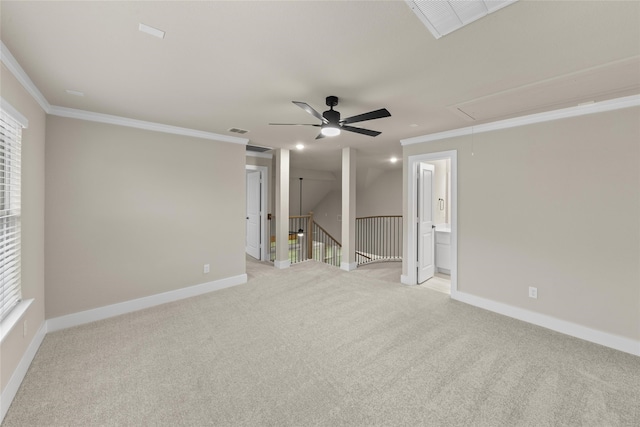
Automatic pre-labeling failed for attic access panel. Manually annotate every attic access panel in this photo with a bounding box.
[406,0,518,39]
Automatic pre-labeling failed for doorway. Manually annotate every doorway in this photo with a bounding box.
[245,165,269,261]
[405,150,458,297]
[417,162,435,283]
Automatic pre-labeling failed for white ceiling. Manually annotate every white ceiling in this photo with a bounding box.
[1,1,639,175]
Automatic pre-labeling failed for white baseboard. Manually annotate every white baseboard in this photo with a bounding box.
[1,274,247,423]
[1,321,47,423]
[401,274,413,285]
[453,291,640,357]
[340,262,357,272]
[47,274,247,332]
[274,259,290,269]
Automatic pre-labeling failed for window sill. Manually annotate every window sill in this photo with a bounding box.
[0,299,34,344]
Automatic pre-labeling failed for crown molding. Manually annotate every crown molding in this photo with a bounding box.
[0,41,51,114]
[1,41,247,145]
[49,106,248,145]
[0,97,29,128]
[5,39,637,149]
[401,94,640,146]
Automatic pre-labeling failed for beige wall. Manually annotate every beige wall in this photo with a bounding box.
[313,191,342,241]
[245,155,272,170]
[290,178,333,217]
[357,169,402,218]
[403,107,640,341]
[311,169,404,243]
[0,65,46,392]
[45,117,246,318]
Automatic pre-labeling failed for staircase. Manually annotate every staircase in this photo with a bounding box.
[269,214,401,267]
[355,216,402,265]
[269,213,341,267]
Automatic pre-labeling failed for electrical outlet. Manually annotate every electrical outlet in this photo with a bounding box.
[203,264,210,274]
[528,286,538,299]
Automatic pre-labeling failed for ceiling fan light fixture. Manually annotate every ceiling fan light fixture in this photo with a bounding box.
[270,96,390,138]
[321,125,341,137]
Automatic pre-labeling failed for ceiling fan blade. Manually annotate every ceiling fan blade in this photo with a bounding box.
[341,125,381,137]
[268,123,320,126]
[292,101,328,124]
[342,108,391,125]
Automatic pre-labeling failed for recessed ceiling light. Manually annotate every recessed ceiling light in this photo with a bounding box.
[390,157,398,163]
[296,143,304,150]
[139,23,165,39]
[65,89,84,97]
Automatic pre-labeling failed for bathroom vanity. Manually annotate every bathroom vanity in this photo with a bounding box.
[435,224,451,275]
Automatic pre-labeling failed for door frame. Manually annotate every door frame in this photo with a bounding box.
[405,150,458,297]
[245,165,269,261]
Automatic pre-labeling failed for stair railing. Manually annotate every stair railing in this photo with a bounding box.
[288,213,313,264]
[311,221,341,267]
[356,215,402,265]
[269,214,401,267]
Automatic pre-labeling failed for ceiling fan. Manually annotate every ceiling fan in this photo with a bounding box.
[269,96,391,139]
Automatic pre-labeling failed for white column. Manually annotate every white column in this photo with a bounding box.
[341,147,357,271]
[274,149,290,269]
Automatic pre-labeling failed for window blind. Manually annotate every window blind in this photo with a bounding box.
[0,108,22,322]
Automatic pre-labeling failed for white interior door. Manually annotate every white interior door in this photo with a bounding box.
[246,170,261,259]
[418,162,435,283]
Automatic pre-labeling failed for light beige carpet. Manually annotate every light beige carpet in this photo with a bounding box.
[3,257,639,426]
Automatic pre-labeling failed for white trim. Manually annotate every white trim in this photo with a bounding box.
[0,299,34,344]
[340,262,357,272]
[406,151,458,298]
[0,97,29,128]
[401,94,640,146]
[49,106,249,145]
[0,41,51,113]
[0,42,249,145]
[47,274,247,332]
[246,151,273,159]
[274,259,291,269]
[245,165,269,261]
[453,291,640,357]
[400,274,412,286]
[1,274,248,422]
[0,320,47,423]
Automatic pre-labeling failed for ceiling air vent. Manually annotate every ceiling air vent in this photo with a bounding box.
[228,127,249,134]
[405,0,518,39]
[246,144,273,153]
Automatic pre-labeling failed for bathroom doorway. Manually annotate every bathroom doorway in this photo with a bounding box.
[406,150,457,297]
